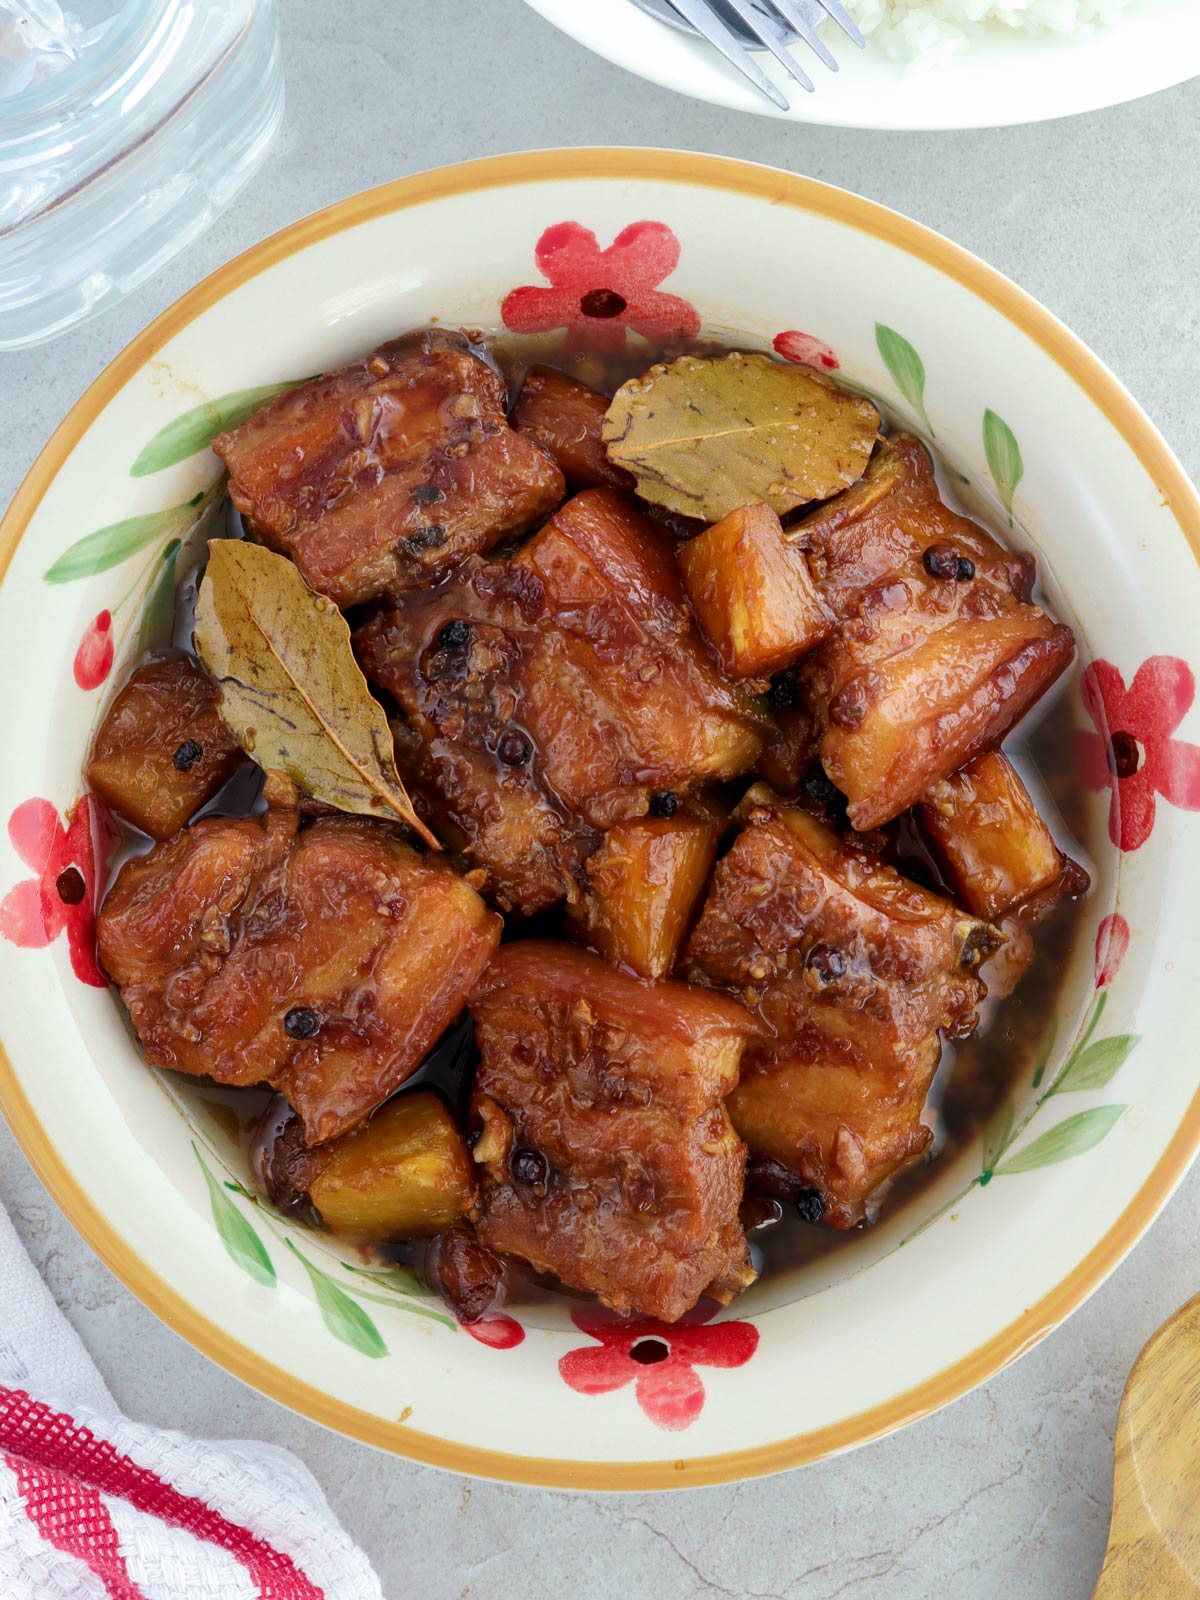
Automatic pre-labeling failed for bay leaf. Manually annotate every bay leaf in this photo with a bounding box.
[194,539,439,847]
[601,351,879,523]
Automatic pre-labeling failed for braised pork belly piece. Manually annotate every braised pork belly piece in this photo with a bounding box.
[918,750,1090,922]
[798,435,1075,830]
[511,366,633,491]
[468,941,762,1321]
[356,488,766,911]
[512,489,768,814]
[212,330,565,607]
[685,792,1001,1227]
[96,811,501,1143]
[356,563,598,913]
[86,657,243,840]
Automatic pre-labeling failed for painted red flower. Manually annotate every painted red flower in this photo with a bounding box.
[558,1304,758,1431]
[73,610,114,691]
[501,221,700,354]
[773,330,840,371]
[0,795,116,987]
[1079,656,1200,852]
[462,1313,524,1350]
[1094,912,1130,990]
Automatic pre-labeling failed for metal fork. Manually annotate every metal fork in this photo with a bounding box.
[629,0,865,110]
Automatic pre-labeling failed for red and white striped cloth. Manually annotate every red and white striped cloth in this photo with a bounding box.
[0,1202,383,1600]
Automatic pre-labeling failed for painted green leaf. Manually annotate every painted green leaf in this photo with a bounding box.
[341,1262,455,1327]
[345,1261,435,1298]
[286,1239,388,1358]
[994,1105,1126,1176]
[983,409,1023,520]
[875,323,934,436]
[193,1144,275,1287]
[1031,1013,1059,1090]
[981,1099,1015,1176]
[340,1284,456,1328]
[43,493,204,584]
[135,538,183,653]
[1050,1035,1140,1096]
[130,381,301,477]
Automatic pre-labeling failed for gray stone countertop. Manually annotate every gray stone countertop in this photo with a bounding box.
[2,2,1199,1594]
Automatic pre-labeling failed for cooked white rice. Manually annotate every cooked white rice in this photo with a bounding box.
[840,0,1138,67]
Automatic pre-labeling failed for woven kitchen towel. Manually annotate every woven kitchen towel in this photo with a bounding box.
[0,1200,383,1600]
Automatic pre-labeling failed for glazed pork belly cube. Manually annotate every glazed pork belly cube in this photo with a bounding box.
[511,367,633,491]
[677,502,835,679]
[685,793,1000,1227]
[85,656,242,839]
[260,1092,475,1242]
[97,811,501,1142]
[798,435,1075,830]
[568,806,721,980]
[918,750,1089,922]
[355,566,601,913]
[511,489,767,822]
[212,329,565,607]
[468,941,761,1321]
[356,489,766,910]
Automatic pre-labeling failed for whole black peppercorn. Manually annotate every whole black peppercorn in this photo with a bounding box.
[510,1145,549,1189]
[437,620,471,650]
[55,866,86,906]
[173,739,203,772]
[955,556,976,582]
[649,790,680,818]
[406,523,447,552]
[958,925,990,970]
[795,1188,826,1225]
[923,543,961,580]
[805,943,846,984]
[769,674,800,711]
[496,729,532,766]
[803,763,836,805]
[284,1007,320,1041]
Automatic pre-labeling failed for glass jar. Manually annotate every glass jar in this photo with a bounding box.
[0,0,283,350]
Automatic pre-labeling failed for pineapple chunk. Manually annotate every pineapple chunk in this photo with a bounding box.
[677,502,834,679]
[569,809,720,978]
[86,656,242,839]
[918,751,1080,920]
[305,1092,475,1241]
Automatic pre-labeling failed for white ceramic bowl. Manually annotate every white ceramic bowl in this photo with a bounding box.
[2,150,1199,1489]
[523,0,1200,130]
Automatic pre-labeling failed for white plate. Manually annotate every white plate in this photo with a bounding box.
[523,0,1200,128]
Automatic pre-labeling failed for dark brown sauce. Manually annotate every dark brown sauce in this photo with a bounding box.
[105,326,1100,1310]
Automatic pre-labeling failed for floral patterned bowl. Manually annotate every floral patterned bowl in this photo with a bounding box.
[2,149,1199,1490]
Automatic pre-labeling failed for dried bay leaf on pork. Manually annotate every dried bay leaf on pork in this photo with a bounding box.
[601,351,879,523]
[193,539,439,846]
